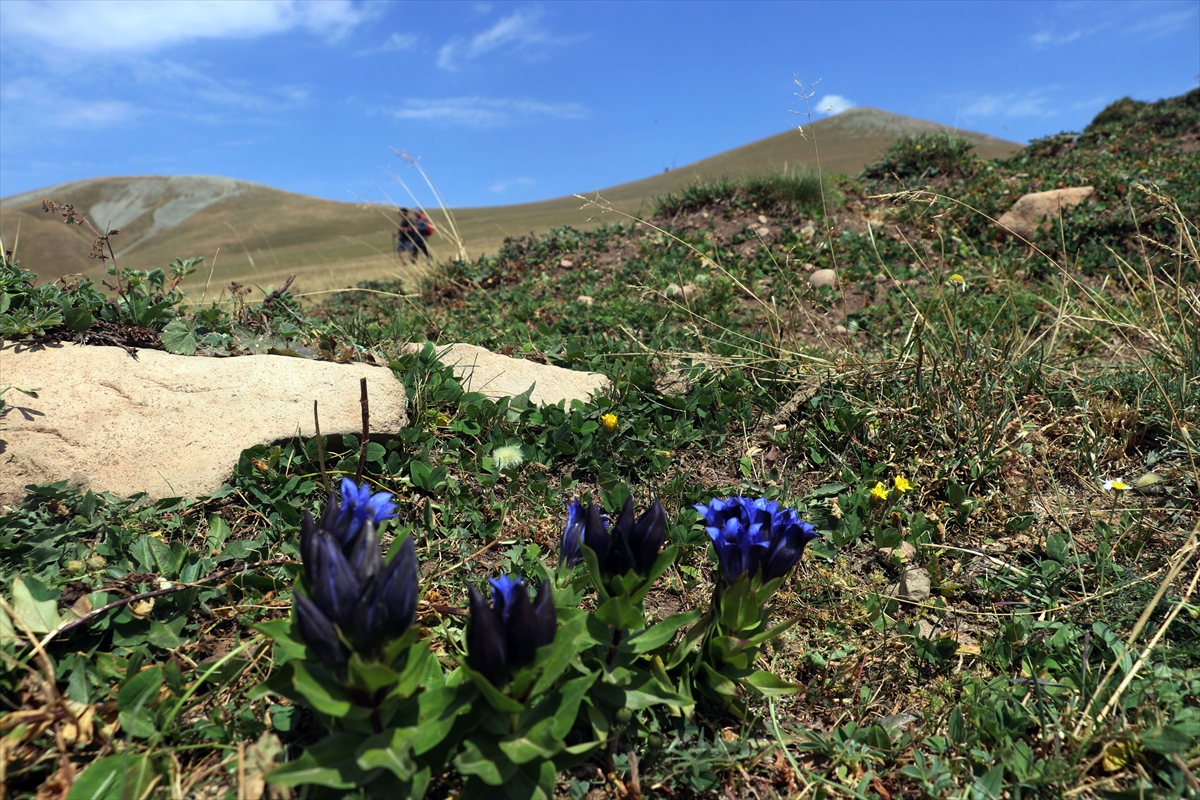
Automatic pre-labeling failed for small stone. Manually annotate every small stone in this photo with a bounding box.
[666,283,700,300]
[809,269,839,289]
[575,295,594,306]
[800,225,816,239]
[834,325,850,334]
[559,259,574,268]
[896,567,932,602]
[756,226,771,237]
[701,211,710,219]
[758,214,769,224]
[876,541,917,567]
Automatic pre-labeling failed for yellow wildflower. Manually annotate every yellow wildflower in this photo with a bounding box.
[947,273,966,292]
[601,413,618,433]
[870,482,889,502]
[894,476,913,493]
[1103,479,1128,492]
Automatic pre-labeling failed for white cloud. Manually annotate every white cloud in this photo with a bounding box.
[1131,7,1197,40]
[0,78,140,129]
[814,94,856,116]
[436,8,573,71]
[356,32,418,56]
[489,176,536,193]
[0,0,372,56]
[1029,26,1099,47]
[386,97,589,127]
[962,89,1060,119]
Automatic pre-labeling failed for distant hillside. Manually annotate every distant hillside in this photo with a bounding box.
[0,107,1020,296]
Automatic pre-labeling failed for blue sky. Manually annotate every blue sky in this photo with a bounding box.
[1,0,1196,208]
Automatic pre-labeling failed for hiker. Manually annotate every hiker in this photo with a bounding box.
[397,208,434,264]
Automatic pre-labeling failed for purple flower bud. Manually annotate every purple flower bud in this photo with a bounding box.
[311,530,361,628]
[294,592,348,676]
[466,576,558,686]
[466,585,508,687]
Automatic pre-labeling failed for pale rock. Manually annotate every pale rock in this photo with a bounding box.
[665,283,700,300]
[755,226,771,238]
[877,541,917,567]
[575,295,594,306]
[401,342,610,407]
[834,325,850,334]
[757,214,769,224]
[996,186,1095,240]
[809,269,839,289]
[891,567,932,603]
[559,259,574,268]
[800,225,816,239]
[0,342,408,504]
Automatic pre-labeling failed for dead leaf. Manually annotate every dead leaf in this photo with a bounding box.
[243,731,284,800]
[130,598,155,618]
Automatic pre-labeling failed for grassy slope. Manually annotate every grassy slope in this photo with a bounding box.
[0,107,1019,299]
[1,92,1197,799]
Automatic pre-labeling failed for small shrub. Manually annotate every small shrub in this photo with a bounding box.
[860,132,980,182]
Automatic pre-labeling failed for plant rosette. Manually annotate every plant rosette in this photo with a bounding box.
[456,576,601,799]
[253,622,467,797]
[684,496,822,713]
[248,479,474,798]
[559,497,699,737]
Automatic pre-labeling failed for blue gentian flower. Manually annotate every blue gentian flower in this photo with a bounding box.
[294,481,416,675]
[559,497,665,581]
[467,575,556,687]
[693,496,819,585]
[328,477,399,548]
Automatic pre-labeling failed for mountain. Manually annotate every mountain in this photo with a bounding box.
[0,108,1020,295]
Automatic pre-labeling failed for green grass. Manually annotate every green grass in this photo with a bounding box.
[1,90,1198,799]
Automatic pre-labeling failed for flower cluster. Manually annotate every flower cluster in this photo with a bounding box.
[466,576,557,687]
[559,497,665,580]
[294,478,417,676]
[693,496,820,585]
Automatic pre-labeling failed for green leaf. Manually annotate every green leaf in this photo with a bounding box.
[461,662,524,713]
[698,662,740,698]
[456,739,515,785]
[63,307,94,332]
[161,318,198,355]
[625,610,701,655]
[267,732,371,789]
[118,666,163,739]
[218,539,262,561]
[67,753,157,800]
[499,719,561,764]
[356,729,418,780]
[412,683,476,756]
[11,575,61,634]
[291,662,352,717]
[147,618,183,650]
[743,669,803,697]
[530,614,588,697]
[206,516,231,547]
[548,672,596,741]
[805,482,846,499]
[1141,724,1192,754]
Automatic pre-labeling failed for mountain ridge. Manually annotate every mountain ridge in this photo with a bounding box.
[0,107,1021,295]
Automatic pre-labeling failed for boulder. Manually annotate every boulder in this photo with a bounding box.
[996,186,1094,240]
[0,342,408,505]
[402,343,610,407]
